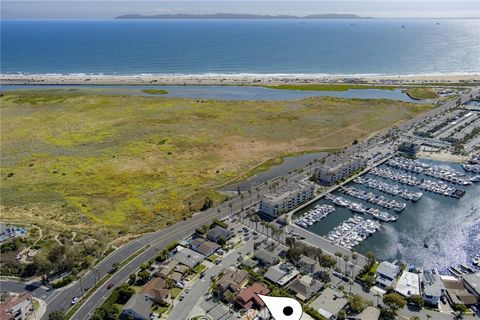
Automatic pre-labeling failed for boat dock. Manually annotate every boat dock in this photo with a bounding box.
[324,193,397,222]
[339,185,407,211]
[370,167,466,198]
[387,157,472,186]
[326,216,381,249]
[353,176,423,201]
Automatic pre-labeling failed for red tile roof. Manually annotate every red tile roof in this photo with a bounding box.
[235,283,270,310]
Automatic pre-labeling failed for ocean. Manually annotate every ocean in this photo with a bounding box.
[1,19,479,75]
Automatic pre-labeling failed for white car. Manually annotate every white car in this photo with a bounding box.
[71,297,79,305]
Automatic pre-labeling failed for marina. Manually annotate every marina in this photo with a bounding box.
[294,158,480,271]
[324,194,398,222]
[386,156,472,185]
[294,204,335,228]
[353,176,423,201]
[339,185,407,211]
[462,163,480,173]
[326,216,381,250]
[369,167,466,198]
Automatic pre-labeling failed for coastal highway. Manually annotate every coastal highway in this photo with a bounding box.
[2,86,478,319]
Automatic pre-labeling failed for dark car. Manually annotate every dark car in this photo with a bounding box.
[199,272,206,279]
[107,283,114,289]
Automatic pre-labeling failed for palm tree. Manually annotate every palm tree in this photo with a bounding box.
[343,255,350,276]
[277,227,285,243]
[351,253,358,277]
[264,222,270,238]
[348,279,354,293]
[228,203,233,216]
[270,225,278,240]
[253,214,260,231]
[334,252,342,266]
[217,208,221,218]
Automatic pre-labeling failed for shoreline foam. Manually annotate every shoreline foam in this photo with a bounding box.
[2,73,479,86]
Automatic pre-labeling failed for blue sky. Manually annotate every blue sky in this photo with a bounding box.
[1,1,479,19]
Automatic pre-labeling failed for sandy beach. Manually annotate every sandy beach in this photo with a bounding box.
[1,73,479,86]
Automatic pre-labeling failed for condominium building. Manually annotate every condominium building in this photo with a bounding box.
[314,156,367,185]
[259,180,315,217]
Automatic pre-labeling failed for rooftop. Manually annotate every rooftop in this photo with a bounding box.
[422,271,445,298]
[254,248,279,266]
[206,225,232,241]
[376,261,400,279]
[310,288,347,319]
[264,263,299,286]
[462,272,480,296]
[172,247,204,268]
[235,282,270,310]
[156,259,178,278]
[121,293,153,320]
[395,271,420,297]
[190,238,220,256]
[287,275,323,301]
[262,179,314,203]
[141,277,169,301]
[0,293,32,320]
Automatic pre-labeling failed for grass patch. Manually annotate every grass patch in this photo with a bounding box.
[264,84,396,91]
[170,287,182,298]
[1,91,434,242]
[207,254,219,262]
[406,87,439,100]
[142,89,168,95]
[193,264,207,274]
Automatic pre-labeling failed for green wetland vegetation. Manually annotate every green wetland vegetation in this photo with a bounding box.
[0,90,434,249]
[141,89,168,95]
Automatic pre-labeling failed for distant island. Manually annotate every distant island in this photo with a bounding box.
[115,13,372,20]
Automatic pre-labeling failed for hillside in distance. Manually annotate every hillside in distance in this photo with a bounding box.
[115,13,372,19]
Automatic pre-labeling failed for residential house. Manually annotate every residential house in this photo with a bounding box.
[297,255,317,274]
[264,263,299,286]
[287,275,323,302]
[141,277,170,303]
[240,257,259,269]
[174,264,190,276]
[254,248,279,266]
[172,248,204,268]
[155,260,178,278]
[216,268,249,299]
[310,288,348,320]
[375,261,400,289]
[395,271,420,297]
[0,293,33,320]
[120,294,153,320]
[206,226,233,243]
[190,238,220,257]
[422,270,445,306]
[170,272,183,284]
[234,283,270,310]
[442,276,478,307]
